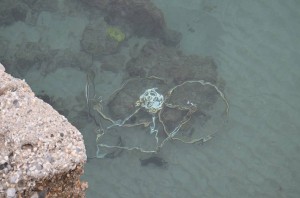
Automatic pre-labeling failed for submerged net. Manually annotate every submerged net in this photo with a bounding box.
[89,77,229,158]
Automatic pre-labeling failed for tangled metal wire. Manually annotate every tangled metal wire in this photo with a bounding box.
[88,76,229,158]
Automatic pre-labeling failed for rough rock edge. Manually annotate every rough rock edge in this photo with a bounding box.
[0,64,87,197]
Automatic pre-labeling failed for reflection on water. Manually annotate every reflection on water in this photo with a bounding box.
[1,0,300,197]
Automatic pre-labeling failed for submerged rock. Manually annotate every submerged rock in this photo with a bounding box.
[126,40,219,85]
[105,0,166,37]
[140,156,168,168]
[81,0,181,45]
[0,0,30,26]
[80,20,120,57]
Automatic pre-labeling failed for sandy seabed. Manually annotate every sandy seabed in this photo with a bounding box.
[1,0,300,197]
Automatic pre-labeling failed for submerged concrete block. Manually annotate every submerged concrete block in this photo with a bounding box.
[0,65,87,197]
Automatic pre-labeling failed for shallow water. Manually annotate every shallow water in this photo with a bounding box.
[152,1,300,197]
[1,0,300,197]
[84,0,300,196]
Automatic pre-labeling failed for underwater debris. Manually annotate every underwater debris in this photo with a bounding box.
[91,76,229,156]
[85,69,96,118]
[104,136,125,159]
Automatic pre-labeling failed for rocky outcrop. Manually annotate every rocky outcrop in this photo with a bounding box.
[0,64,87,197]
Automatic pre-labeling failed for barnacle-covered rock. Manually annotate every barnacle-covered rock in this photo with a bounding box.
[0,66,87,197]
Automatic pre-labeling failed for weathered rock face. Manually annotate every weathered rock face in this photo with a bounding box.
[0,64,87,197]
